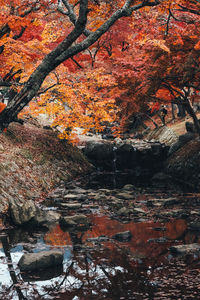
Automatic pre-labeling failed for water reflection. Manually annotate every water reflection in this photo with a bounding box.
[0,214,199,299]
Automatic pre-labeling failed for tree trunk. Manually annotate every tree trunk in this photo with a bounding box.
[185,98,200,136]
[0,0,160,132]
[0,68,48,131]
[171,103,176,120]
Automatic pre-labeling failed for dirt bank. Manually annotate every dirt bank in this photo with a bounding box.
[0,122,92,215]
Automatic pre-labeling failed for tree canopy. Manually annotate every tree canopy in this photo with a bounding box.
[0,0,200,139]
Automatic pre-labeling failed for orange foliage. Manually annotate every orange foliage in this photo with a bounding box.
[1,0,200,139]
[0,103,6,113]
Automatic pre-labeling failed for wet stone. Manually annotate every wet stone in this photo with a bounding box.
[122,184,135,191]
[133,208,146,214]
[87,236,109,243]
[60,214,89,227]
[94,194,108,201]
[18,250,64,271]
[148,237,168,243]
[117,207,131,216]
[72,187,88,194]
[162,198,180,206]
[116,193,133,200]
[188,222,200,231]
[75,194,88,201]
[97,189,112,195]
[112,231,132,242]
[170,243,200,256]
[60,203,82,210]
[63,194,78,200]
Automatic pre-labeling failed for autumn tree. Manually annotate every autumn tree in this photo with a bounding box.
[0,0,161,135]
[108,0,200,134]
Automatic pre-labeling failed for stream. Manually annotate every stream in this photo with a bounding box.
[0,172,200,299]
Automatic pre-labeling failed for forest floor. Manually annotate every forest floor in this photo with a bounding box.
[150,112,200,135]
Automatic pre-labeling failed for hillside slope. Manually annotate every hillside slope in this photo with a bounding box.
[0,122,92,214]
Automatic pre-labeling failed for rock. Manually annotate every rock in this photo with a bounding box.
[84,141,114,160]
[9,199,38,225]
[0,195,9,214]
[162,198,179,206]
[63,194,79,200]
[75,194,88,201]
[151,172,171,181]
[97,189,111,195]
[168,132,194,155]
[22,264,63,282]
[18,250,64,271]
[133,208,146,214]
[166,137,200,190]
[72,187,87,194]
[147,126,178,146]
[0,144,4,151]
[112,231,132,242]
[170,243,200,256]
[60,203,82,209]
[185,121,200,133]
[115,143,137,170]
[87,236,109,243]
[148,237,168,243]
[188,222,200,231]
[111,199,123,209]
[117,207,131,216]
[116,193,133,200]
[60,214,89,227]
[33,210,61,226]
[122,184,134,191]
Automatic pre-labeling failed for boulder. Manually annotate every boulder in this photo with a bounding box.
[170,243,200,256]
[84,142,114,160]
[32,210,61,226]
[9,199,38,225]
[168,132,195,156]
[151,172,171,181]
[147,126,178,146]
[18,250,64,271]
[185,121,200,133]
[60,214,89,227]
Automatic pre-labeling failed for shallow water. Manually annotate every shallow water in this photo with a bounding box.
[0,175,200,299]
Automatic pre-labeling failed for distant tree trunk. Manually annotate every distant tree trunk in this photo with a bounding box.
[177,104,186,118]
[171,103,176,120]
[185,98,200,136]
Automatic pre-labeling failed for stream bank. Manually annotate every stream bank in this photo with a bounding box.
[0,121,92,217]
[0,120,200,299]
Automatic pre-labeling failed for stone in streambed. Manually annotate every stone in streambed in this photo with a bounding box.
[116,193,133,200]
[170,244,200,256]
[122,184,134,191]
[18,250,64,271]
[112,231,132,242]
[63,194,78,200]
[9,198,38,225]
[117,207,131,216]
[60,203,82,209]
[59,214,89,227]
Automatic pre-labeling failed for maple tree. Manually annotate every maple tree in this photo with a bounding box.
[0,0,199,139]
[0,0,161,137]
[104,0,200,133]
